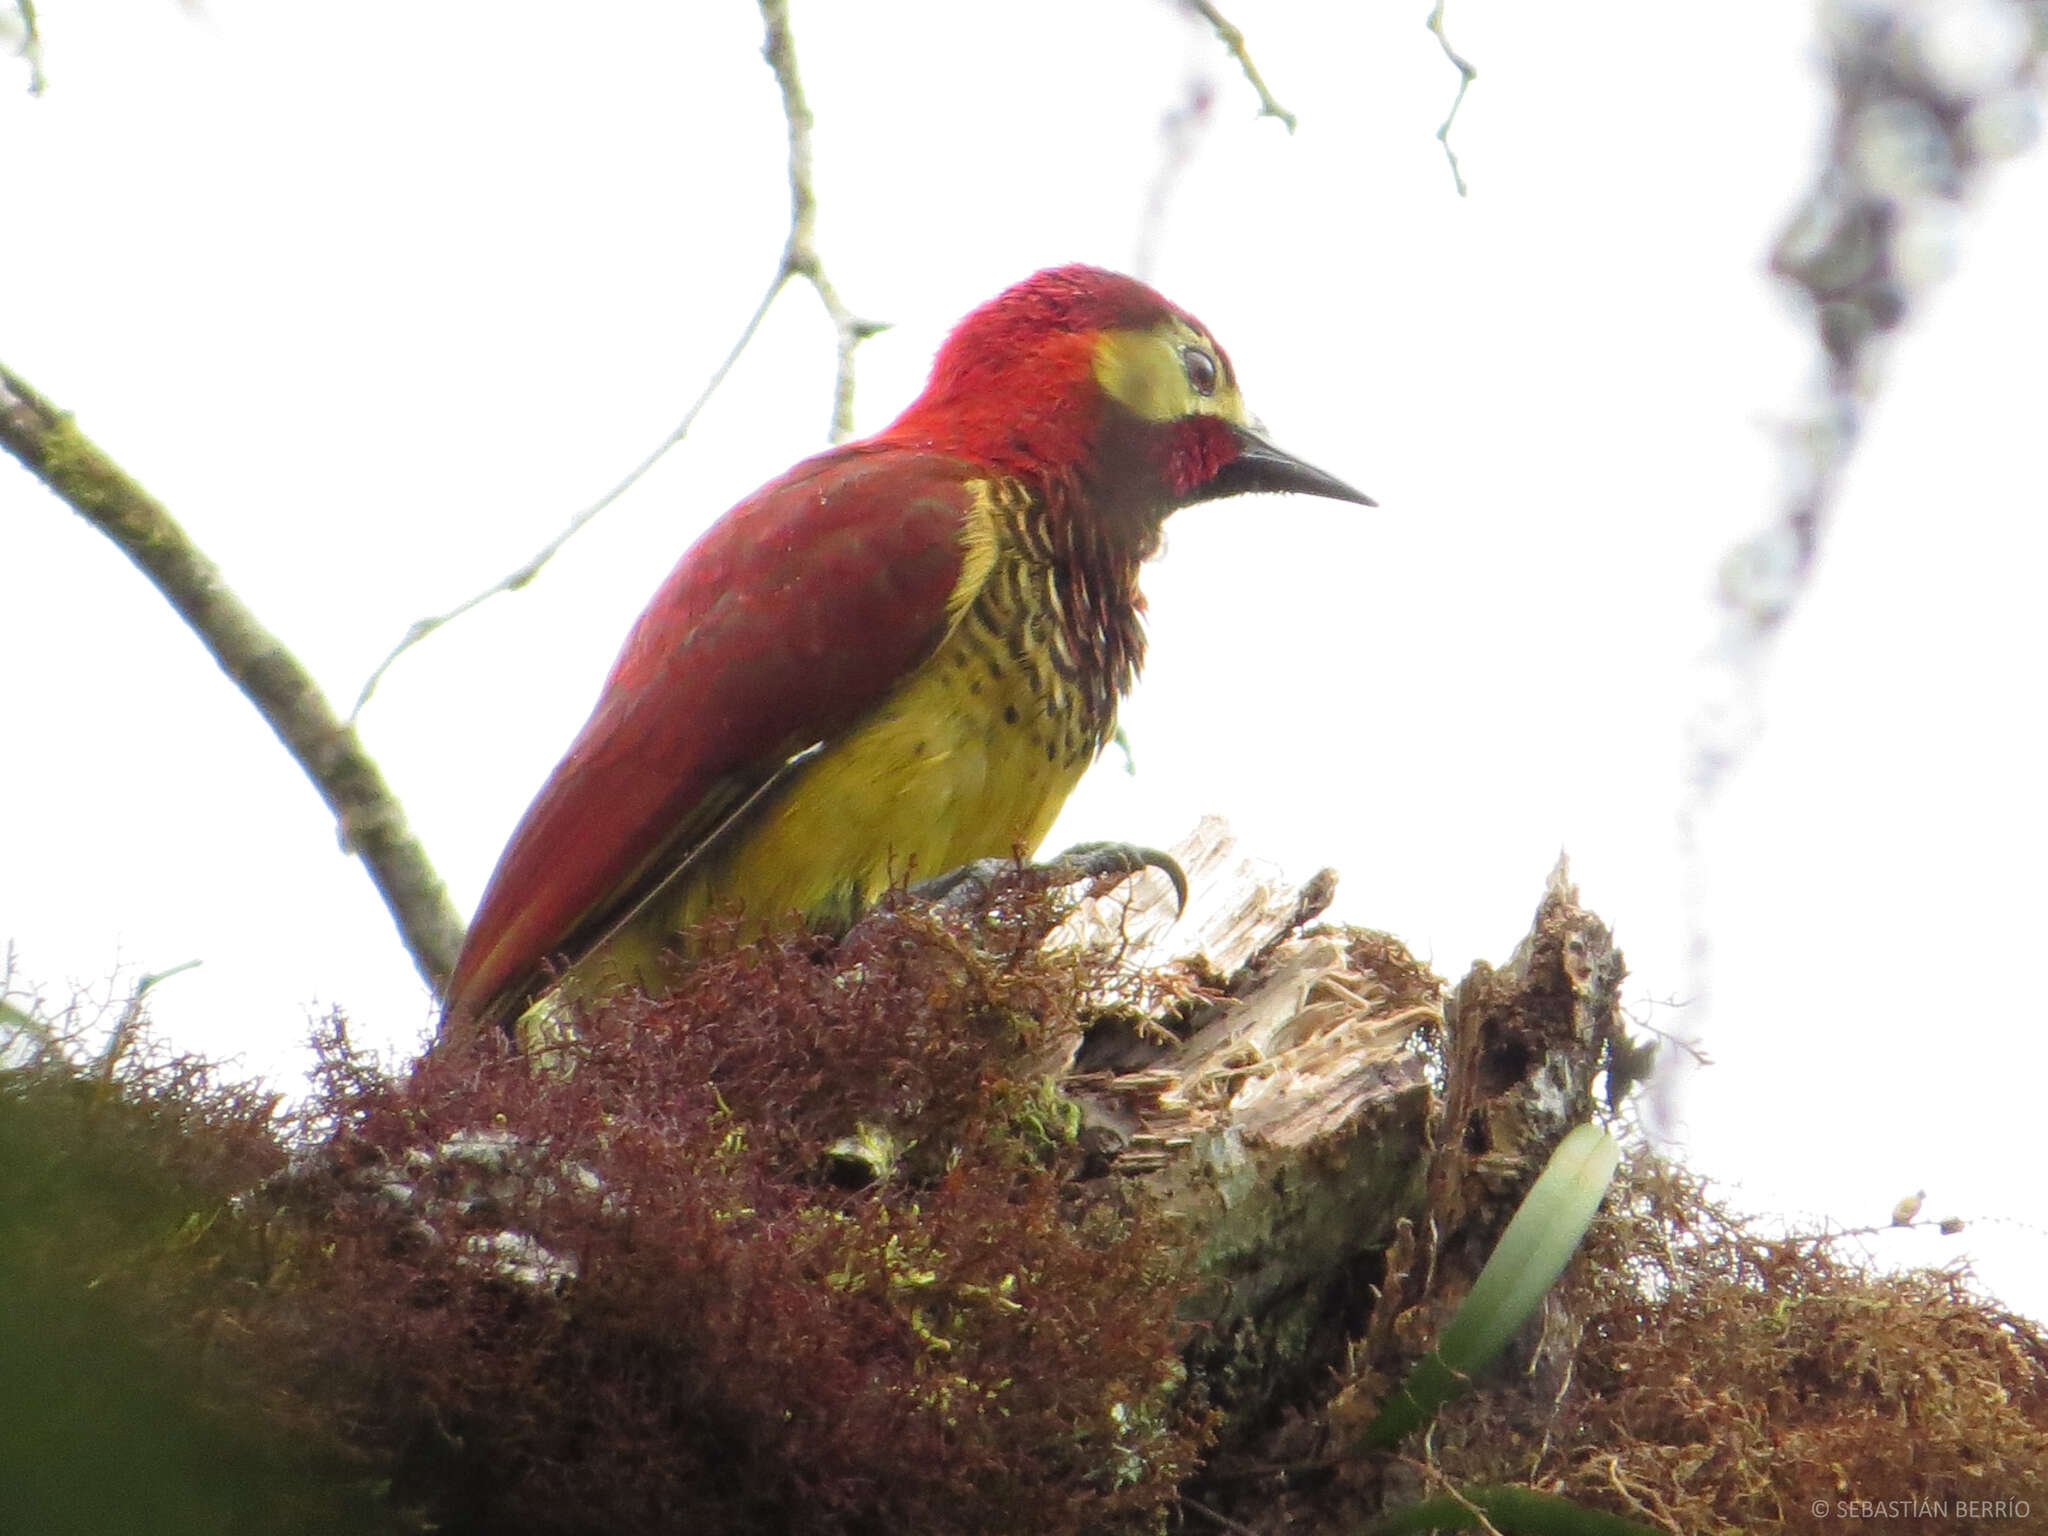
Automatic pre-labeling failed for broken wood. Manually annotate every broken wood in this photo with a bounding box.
[1057,819,1631,1438]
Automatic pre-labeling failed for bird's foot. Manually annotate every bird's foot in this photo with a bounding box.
[910,841,1188,916]
[1050,841,1189,914]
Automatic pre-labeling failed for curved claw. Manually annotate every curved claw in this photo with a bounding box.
[907,842,1189,917]
[1048,841,1188,916]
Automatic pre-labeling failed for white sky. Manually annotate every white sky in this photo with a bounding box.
[4,2,2044,1319]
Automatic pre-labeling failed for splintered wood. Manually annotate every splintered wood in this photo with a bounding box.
[1048,823,1629,1442]
[1054,815,1442,1170]
[1052,814,1329,978]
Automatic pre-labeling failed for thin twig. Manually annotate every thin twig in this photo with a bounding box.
[0,942,55,1047]
[350,0,880,719]
[1426,1,1476,197]
[1185,0,1296,132]
[348,267,790,719]
[0,362,467,992]
[95,959,202,1088]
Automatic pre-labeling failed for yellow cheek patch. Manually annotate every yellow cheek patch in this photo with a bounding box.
[1091,322,1249,426]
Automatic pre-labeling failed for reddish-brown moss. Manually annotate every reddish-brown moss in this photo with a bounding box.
[238,891,1207,1535]
[1334,1154,2048,1536]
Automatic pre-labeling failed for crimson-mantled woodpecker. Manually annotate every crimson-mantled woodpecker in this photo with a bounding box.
[442,265,1371,1038]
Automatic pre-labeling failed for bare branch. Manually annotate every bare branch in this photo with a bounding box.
[0,362,467,992]
[1184,0,1296,132]
[351,0,880,717]
[760,0,886,443]
[1426,1,1477,197]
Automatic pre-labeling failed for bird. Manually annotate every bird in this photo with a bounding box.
[440,264,1371,1041]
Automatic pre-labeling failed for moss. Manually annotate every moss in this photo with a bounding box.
[0,1017,383,1535]
[243,890,1202,1535]
[18,892,2042,1536]
[1360,1153,2048,1536]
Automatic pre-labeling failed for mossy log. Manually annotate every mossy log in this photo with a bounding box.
[0,815,1643,1536]
[15,821,2044,1536]
[1056,817,1632,1436]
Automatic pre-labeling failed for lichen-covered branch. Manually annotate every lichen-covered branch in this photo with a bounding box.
[0,361,466,992]
[1184,0,1296,131]
[351,0,879,718]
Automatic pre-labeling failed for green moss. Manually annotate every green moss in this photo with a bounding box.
[0,1028,386,1535]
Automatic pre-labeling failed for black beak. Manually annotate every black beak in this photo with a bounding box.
[1198,423,1376,508]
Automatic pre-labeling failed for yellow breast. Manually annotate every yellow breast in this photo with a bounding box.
[578,480,1109,1000]
[686,619,1095,930]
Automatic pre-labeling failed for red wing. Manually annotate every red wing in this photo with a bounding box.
[442,444,979,1033]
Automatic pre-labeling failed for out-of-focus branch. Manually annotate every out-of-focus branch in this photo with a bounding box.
[0,362,467,994]
[1138,4,1299,280]
[1671,3,2046,1087]
[1735,5,2043,642]
[351,0,879,719]
[1134,79,1217,281]
[5,0,46,96]
[1184,0,1295,132]
[1426,1,1476,197]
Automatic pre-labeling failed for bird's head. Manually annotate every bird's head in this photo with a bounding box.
[880,264,1372,549]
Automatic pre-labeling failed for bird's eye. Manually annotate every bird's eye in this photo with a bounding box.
[1182,346,1218,397]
